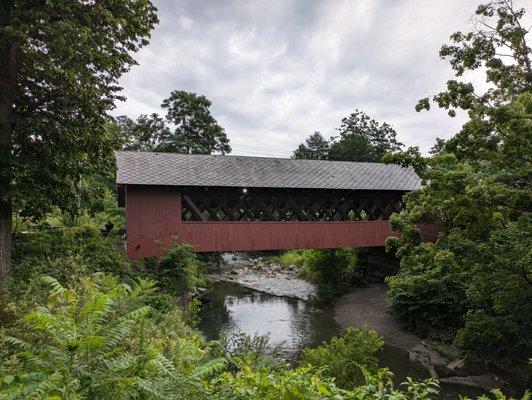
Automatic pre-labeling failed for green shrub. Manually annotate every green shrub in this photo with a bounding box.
[271,248,364,299]
[300,327,384,389]
[218,331,287,371]
[0,274,212,399]
[306,248,362,282]
[207,364,463,400]
[385,242,468,334]
[277,250,307,268]
[197,252,225,270]
[12,225,209,301]
[352,369,441,400]
[12,224,131,285]
[135,242,206,297]
[207,366,353,399]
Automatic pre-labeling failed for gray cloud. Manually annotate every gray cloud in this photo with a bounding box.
[114,0,492,157]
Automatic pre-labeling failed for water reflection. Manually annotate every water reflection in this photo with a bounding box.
[198,281,341,359]
[198,281,487,399]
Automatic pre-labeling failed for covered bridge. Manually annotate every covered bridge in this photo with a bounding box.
[116,151,421,259]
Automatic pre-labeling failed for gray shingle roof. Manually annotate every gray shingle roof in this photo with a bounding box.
[116,151,421,191]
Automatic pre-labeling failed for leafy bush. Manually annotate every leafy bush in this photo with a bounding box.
[218,331,287,371]
[276,250,307,268]
[386,242,468,334]
[207,365,456,400]
[134,242,207,297]
[273,248,364,299]
[6,225,139,328]
[352,369,441,400]
[0,273,217,400]
[303,248,363,289]
[12,225,208,305]
[207,366,352,399]
[12,224,131,285]
[300,327,384,389]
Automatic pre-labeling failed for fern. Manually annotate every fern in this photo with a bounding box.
[40,276,66,296]
[147,354,178,377]
[0,273,201,399]
[191,357,228,380]
[3,335,32,351]
[101,318,136,350]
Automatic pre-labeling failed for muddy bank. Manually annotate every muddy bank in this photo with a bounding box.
[335,284,502,394]
[335,284,421,349]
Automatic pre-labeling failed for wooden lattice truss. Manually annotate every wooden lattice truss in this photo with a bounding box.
[181,187,405,222]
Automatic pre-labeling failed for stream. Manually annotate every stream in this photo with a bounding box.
[197,258,489,399]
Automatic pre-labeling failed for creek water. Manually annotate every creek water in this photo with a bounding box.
[198,280,487,399]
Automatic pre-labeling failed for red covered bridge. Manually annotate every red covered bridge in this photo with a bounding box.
[116,151,421,259]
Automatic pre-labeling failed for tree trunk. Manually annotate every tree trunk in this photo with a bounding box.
[0,203,11,285]
[0,3,17,286]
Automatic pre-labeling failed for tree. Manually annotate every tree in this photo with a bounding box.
[330,110,403,162]
[292,132,330,160]
[416,0,531,159]
[385,0,531,359]
[0,1,158,284]
[119,113,170,152]
[328,131,376,162]
[117,91,231,155]
[292,111,402,162]
[159,90,231,154]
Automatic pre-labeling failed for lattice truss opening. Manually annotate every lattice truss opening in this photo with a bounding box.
[181,187,404,222]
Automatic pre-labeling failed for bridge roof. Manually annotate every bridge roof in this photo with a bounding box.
[116,151,421,191]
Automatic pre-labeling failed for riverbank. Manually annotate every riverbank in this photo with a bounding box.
[208,253,317,300]
[210,267,316,301]
[335,284,421,349]
[207,253,517,395]
[334,284,504,394]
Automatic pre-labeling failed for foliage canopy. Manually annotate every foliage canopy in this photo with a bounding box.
[293,110,402,162]
[385,0,532,360]
[120,91,231,155]
[0,0,158,283]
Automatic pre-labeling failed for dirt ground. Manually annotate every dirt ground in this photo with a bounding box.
[334,284,421,350]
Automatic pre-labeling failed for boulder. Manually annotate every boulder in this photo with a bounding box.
[430,342,461,359]
[446,358,469,377]
[464,353,490,376]
[439,375,499,391]
[408,342,450,378]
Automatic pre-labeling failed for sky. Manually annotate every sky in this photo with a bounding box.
[113,0,499,158]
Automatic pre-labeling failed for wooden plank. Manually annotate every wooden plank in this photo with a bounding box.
[174,220,396,253]
[182,194,207,221]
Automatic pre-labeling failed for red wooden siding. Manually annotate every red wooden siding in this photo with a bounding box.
[125,185,181,259]
[177,221,397,253]
[124,185,408,258]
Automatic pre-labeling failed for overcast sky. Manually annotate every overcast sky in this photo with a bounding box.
[114,0,499,158]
